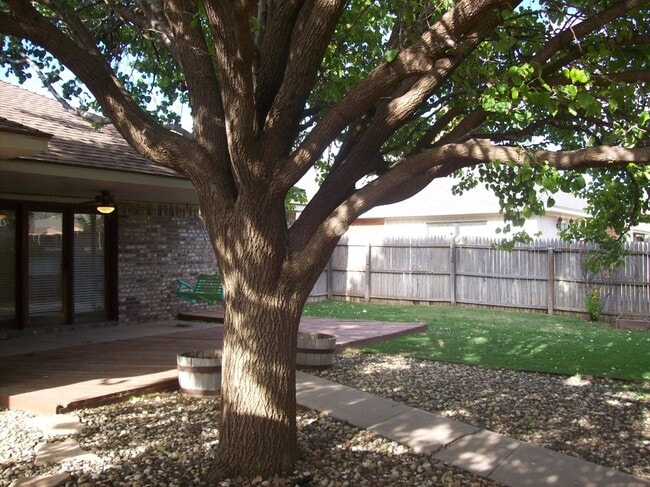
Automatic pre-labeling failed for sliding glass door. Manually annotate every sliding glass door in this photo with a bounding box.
[28,211,64,325]
[0,209,16,327]
[0,203,116,330]
[73,213,106,321]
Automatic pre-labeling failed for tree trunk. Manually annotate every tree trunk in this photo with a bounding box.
[204,192,309,479]
[213,293,302,478]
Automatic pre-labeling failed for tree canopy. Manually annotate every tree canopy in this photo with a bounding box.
[2,0,649,478]
[2,1,648,246]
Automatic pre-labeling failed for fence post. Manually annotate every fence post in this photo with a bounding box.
[326,258,333,300]
[450,238,457,304]
[547,247,555,315]
[365,243,371,302]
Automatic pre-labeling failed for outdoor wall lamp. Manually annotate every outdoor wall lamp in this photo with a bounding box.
[556,217,563,229]
[96,190,116,214]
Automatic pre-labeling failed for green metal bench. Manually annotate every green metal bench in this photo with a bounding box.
[177,274,224,305]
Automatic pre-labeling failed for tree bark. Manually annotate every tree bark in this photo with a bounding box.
[201,190,308,479]
[214,290,302,477]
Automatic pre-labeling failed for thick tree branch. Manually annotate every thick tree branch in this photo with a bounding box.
[254,1,304,133]
[504,144,650,170]
[264,0,346,169]
[291,139,650,262]
[160,1,237,210]
[282,0,522,189]
[202,0,258,186]
[163,1,230,167]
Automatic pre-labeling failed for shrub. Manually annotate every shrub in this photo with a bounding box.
[585,287,602,321]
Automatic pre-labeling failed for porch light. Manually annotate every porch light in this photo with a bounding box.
[95,190,116,214]
[556,217,563,229]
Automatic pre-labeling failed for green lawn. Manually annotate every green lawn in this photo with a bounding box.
[302,301,650,381]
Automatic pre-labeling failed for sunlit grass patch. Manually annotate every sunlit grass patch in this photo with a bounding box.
[303,301,650,381]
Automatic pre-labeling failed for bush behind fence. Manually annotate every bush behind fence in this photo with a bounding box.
[309,237,650,320]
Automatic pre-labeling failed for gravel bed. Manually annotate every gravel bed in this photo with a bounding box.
[1,351,647,486]
[315,351,650,480]
[1,395,496,487]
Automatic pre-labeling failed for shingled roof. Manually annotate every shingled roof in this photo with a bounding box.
[0,115,53,139]
[0,81,182,178]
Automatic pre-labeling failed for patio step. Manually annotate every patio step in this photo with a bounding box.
[3,370,179,415]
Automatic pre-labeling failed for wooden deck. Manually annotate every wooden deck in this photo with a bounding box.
[0,315,426,414]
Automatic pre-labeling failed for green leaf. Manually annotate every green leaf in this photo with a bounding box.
[564,85,578,98]
[481,96,496,111]
[384,49,399,63]
[575,90,599,116]
[542,175,558,192]
[571,175,587,191]
[569,67,589,84]
[494,100,512,113]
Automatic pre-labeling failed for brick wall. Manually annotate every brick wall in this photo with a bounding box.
[117,203,217,323]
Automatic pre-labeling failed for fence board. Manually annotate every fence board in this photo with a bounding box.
[311,237,650,319]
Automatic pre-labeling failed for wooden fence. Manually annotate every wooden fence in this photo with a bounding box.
[309,237,650,320]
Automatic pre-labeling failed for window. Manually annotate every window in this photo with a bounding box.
[426,220,487,237]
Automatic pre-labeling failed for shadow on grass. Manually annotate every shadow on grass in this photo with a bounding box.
[305,301,650,381]
[367,321,650,381]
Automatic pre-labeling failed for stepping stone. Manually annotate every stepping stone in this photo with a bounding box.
[489,442,650,487]
[297,372,413,428]
[10,472,70,487]
[434,429,522,476]
[26,414,84,437]
[329,394,413,429]
[369,408,479,454]
[34,438,100,466]
[297,377,371,413]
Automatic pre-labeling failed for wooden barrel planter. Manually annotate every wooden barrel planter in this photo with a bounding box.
[296,332,336,370]
[176,350,222,396]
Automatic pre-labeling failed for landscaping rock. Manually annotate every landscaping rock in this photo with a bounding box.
[1,352,647,486]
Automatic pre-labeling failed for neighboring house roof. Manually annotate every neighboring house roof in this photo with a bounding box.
[362,176,587,219]
[0,81,180,178]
